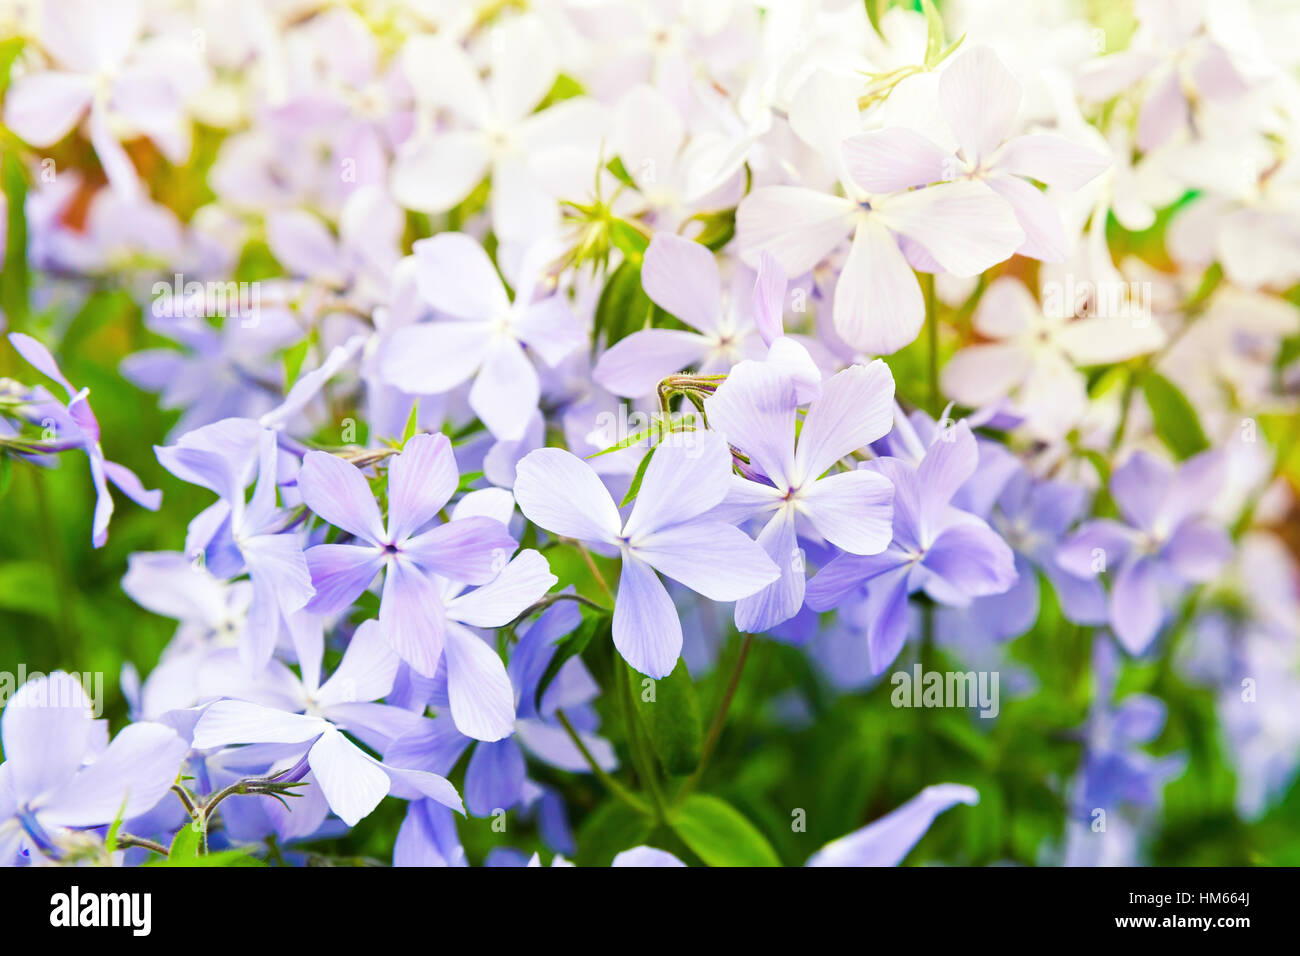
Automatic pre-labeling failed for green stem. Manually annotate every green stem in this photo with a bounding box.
[555,708,648,814]
[619,662,668,820]
[677,633,754,804]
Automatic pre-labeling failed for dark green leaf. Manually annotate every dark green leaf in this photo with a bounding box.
[627,658,702,775]
[1142,371,1209,460]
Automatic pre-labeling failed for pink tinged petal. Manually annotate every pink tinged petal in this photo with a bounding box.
[41,722,187,827]
[387,432,458,542]
[806,783,979,867]
[753,252,788,345]
[939,45,1023,164]
[794,360,896,482]
[2,71,93,147]
[101,459,162,511]
[192,700,328,748]
[413,232,510,318]
[308,727,392,826]
[800,469,894,555]
[736,186,856,276]
[1110,556,1164,655]
[389,132,492,214]
[1162,522,1232,584]
[633,521,780,602]
[380,559,446,677]
[972,276,1037,339]
[486,13,557,124]
[1056,519,1137,579]
[842,128,954,193]
[469,336,539,441]
[641,233,724,335]
[1075,50,1159,101]
[305,544,384,614]
[986,174,1070,263]
[513,448,622,544]
[380,321,491,395]
[733,510,805,632]
[446,549,557,627]
[89,102,142,200]
[832,217,924,355]
[875,180,1024,277]
[403,516,518,585]
[1137,68,1189,152]
[612,555,682,679]
[316,620,400,709]
[623,429,736,539]
[995,133,1110,189]
[614,85,685,191]
[444,625,516,742]
[512,296,585,367]
[266,210,345,284]
[297,450,386,544]
[1,673,96,804]
[940,342,1032,406]
[8,332,75,395]
[701,360,798,490]
[593,328,711,398]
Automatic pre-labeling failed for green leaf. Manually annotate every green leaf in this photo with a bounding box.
[282,339,310,387]
[627,658,701,775]
[168,821,203,860]
[671,794,781,867]
[400,398,421,445]
[592,260,654,351]
[690,208,736,251]
[535,612,610,711]
[921,0,946,66]
[148,849,264,867]
[1142,371,1209,460]
[575,798,654,866]
[609,219,650,264]
[620,445,656,506]
[0,561,59,617]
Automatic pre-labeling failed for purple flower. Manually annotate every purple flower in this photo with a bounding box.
[703,359,896,632]
[191,622,464,828]
[805,783,979,867]
[593,233,768,397]
[378,234,584,440]
[8,332,162,547]
[0,673,186,864]
[1057,450,1232,654]
[297,432,518,676]
[806,421,1018,674]
[514,430,780,677]
[156,421,314,670]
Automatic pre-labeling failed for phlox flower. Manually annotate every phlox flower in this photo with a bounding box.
[0,673,187,865]
[156,421,314,670]
[806,421,1018,674]
[297,432,519,678]
[379,233,584,440]
[7,333,162,548]
[736,69,1025,354]
[1058,450,1233,655]
[514,430,779,677]
[703,359,896,632]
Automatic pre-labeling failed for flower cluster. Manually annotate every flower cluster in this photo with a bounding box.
[1,0,1298,869]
